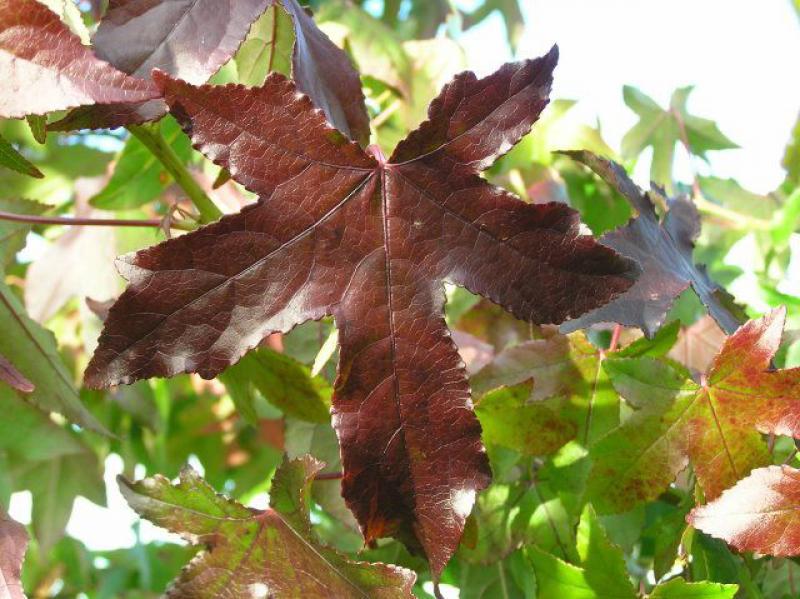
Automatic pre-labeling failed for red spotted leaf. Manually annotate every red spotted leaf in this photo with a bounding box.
[0,508,28,599]
[688,465,800,556]
[50,0,370,144]
[85,47,638,574]
[559,150,745,337]
[0,0,158,118]
[587,307,800,513]
[119,457,416,597]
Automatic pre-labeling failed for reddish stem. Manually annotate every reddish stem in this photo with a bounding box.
[608,324,623,352]
[314,471,343,481]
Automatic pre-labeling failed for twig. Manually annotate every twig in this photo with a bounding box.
[127,124,222,223]
[314,471,343,481]
[609,324,623,352]
[0,210,195,230]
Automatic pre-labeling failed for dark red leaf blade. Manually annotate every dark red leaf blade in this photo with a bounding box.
[0,508,28,599]
[86,53,637,575]
[49,0,371,143]
[282,0,370,146]
[688,465,800,556]
[49,0,272,130]
[558,150,744,337]
[0,352,35,393]
[0,0,158,119]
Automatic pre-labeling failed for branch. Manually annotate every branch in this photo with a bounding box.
[0,210,195,230]
[127,124,223,223]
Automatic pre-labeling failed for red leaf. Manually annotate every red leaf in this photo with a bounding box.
[50,0,370,142]
[0,352,34,393]
[0,508,28,599]
[689,465,800,556]
[0,0,157,119]
[85,47,638,574]
[559,151,745,337]
[49,0,272,130]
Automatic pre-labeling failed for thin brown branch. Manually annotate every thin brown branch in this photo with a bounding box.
[314,471,343,481]
[0,210,195,230]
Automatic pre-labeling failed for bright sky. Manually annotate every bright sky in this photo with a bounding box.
[460,0,800,193]
[9,0,799,582]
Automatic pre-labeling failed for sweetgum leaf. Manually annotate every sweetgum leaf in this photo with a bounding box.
[48,0,272,130]
[559,151,744,337]
[86,48,639,574]
[621,85,737,190]
[0,0,158,118]
[588,308,799,514]
[0,134,43,178]
[51,0,371,144]
[118,457,416,598]
[0,280,105,433]
[689,465,800,557]
[0,508,27,599]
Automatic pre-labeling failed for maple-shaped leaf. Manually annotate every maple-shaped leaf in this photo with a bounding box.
[86,47,639,574]
[0,508,28,599]
[559,150,744,337]
[51,0,370,145]
[0,0,158,119]
[118,456,416,598]
[587,307,799,514]
[688,465,800,557]
[621,85,737,191]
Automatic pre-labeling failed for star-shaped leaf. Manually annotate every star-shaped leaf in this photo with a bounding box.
[0,508,28,599]
[0,0,158,119]
[51,0,370,145]
[86,47,639,574]
[587,307,799,514]
[559,150,744,337]
[621,85,737,191]
[689,465,800,557]
[118,456,416,598]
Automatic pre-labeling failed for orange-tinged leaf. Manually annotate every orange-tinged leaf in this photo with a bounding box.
[689,465,800,556]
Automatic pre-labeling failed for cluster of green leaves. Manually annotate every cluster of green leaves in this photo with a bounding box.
[0,1,799,598]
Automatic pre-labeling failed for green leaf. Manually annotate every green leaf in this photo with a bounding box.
[475,382,576,456]
[575,505,636,599]
[0,385,85,461]
[118,456,416,597]
[318,0,411,96]
[783,112,799,185]
[0,197,49,271]
[651,578,738,599]
[13,450,104,552]
[0,281,104,433]
[91,117,191,210]
[529,546,595,599]
[234,3,294,87]
[0,133,43,178]
[621,86,736,191]
[26,114,46,144]
[220,348,331,423]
